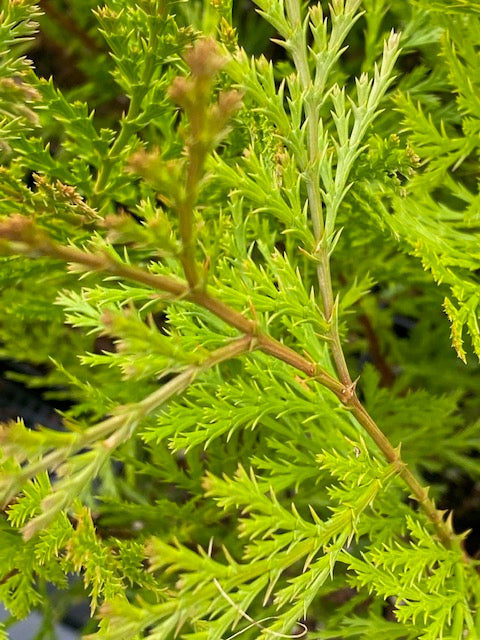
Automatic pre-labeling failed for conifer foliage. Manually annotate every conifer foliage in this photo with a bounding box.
[0,0,480,638]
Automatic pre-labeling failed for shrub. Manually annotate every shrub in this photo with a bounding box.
[1,1,480,638]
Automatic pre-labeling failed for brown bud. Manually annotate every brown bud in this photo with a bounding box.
[209,90,243,135]
[0,214,34,242]
[184,38,225,79]
[56,181,79,201]
[0,77,41,102]
[100,309,115,329]
[168,76,192,108]
[128,148,149,173]
[216,89,243,118]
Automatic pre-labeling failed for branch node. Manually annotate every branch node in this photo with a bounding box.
[339,377,359,404]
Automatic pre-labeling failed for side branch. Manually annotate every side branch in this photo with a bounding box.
[167,39,243,289]
[0,215,463,552]
[5,335,255,539]
[0,215,342,396]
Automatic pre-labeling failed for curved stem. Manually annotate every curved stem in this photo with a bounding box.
[347,397,460,551]
[0,218,465,554]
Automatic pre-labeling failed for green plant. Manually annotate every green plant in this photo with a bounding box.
[0,0,480,638]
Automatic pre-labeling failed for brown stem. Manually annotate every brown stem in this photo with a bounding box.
[13,225,342,395]
[358,312,396,387]
[0,569,18,586]
[0,217,463,552]
[348,397,460,552]
[39,0,103,55]
[316,257,459,550]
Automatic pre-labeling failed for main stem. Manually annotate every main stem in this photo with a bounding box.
[282,2,462,549]
[289,28,354,386]
[347,397,458,551]
[176,137,207,290]
[316,247,353,386]
[300,78,459,552]
[0,218,462,553]
[321,253,463,553]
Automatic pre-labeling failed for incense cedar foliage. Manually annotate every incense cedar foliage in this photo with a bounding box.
[0,0,480,638]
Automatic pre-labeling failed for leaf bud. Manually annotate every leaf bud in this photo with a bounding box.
[168,76,193,109]
[184,38,226,80]
[209,89,243,134]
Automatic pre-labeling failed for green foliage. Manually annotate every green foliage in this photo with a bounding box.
[0,1,480,639]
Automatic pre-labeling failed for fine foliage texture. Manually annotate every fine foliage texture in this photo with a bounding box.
[0,1,480,639]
